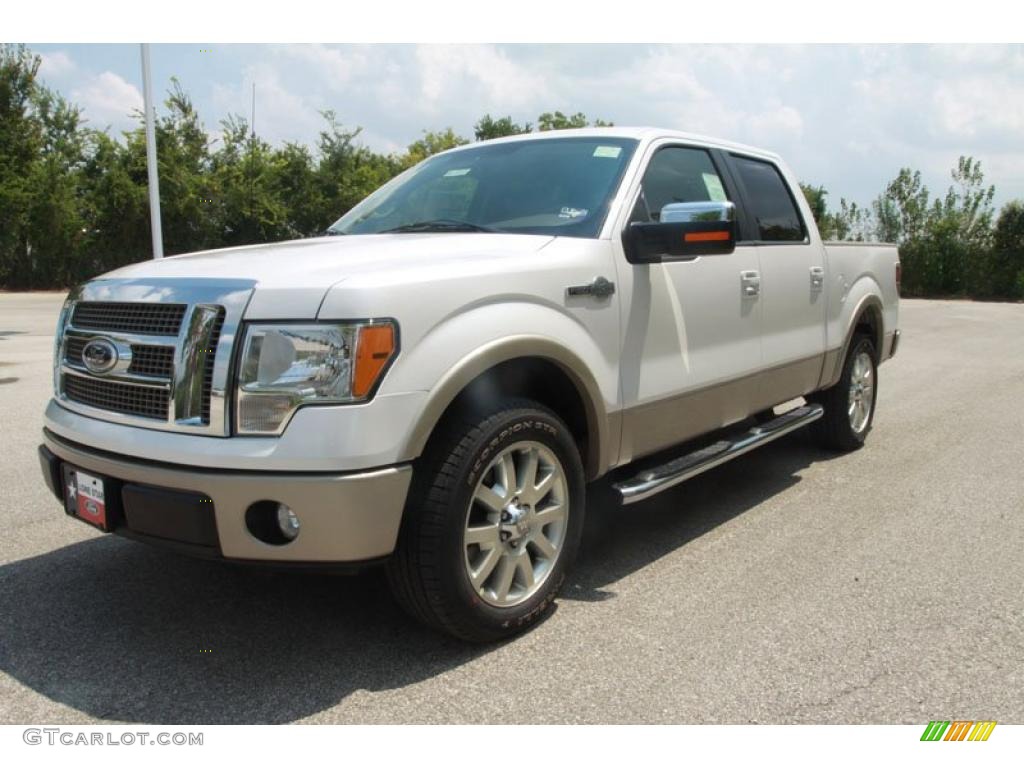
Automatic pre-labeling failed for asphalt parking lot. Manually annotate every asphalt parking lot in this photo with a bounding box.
[0,293,1021,724]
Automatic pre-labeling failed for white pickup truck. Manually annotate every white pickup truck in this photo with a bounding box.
[39,128,900,641]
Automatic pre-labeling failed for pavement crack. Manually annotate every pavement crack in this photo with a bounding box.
[779,667,892,721]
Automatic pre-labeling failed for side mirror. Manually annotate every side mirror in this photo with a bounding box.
[624,200,737,264]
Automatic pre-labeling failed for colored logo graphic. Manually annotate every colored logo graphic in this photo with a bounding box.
[920,721,996,741]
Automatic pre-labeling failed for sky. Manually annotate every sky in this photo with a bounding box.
[29,43,1024,213]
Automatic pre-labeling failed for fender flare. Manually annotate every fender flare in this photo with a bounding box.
[402,335,611,479]
[821,293,885,389]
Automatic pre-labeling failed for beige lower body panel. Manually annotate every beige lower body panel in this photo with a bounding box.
[820,329,896,391]
[619,354,825,464]
[43,431,412,562]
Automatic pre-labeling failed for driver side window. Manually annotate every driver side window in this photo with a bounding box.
[631,146,731,223]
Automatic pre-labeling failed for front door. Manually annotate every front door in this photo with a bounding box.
[613,144,763,463]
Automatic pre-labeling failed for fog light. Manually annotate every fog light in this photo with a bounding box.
[277,504,300,541]
[245,500,300,545]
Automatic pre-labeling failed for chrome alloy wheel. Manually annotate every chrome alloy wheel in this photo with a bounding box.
[848,351,875,434]
[463,441,569,608]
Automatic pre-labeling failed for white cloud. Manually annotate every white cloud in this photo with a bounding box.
[210,63,323,148]
[413,45,554,115]
[933,76,1024,144]
[282,44,370,88]
[71,72,143,129]
[748,105,805,144]
[38,50,76,80]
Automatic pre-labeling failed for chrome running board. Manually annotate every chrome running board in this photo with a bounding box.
[614,404,824,505]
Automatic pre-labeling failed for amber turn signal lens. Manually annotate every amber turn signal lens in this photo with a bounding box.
[684,230,731,243]
[353,324,396,398]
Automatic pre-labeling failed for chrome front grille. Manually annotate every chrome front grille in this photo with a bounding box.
[64,372,170,420]
[127,345,175,378]
[63,335,88,364]
[201,310,226,424]
[64,337,176,379]
[55,279,254,436]
[71,301,187,336]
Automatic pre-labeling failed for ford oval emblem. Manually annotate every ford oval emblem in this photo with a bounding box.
[81,339,118,375]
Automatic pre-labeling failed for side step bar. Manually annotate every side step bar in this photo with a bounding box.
[614,404,824,505]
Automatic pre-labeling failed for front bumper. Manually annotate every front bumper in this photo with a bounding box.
[40,429,412,564]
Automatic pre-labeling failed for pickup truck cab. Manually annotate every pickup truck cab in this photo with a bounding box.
[39,127,900,641]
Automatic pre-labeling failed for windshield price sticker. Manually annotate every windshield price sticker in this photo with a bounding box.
[703,173,728,202]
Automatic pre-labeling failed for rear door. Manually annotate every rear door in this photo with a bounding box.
[725,153,827,403]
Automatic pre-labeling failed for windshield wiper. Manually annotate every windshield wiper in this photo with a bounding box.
[381,219,499,234]
[324,228,347,236]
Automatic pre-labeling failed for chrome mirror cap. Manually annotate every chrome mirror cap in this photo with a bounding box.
[660,200,736,223]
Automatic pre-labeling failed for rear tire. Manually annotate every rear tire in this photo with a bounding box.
[387,399,585,642]
[809,335,878,451]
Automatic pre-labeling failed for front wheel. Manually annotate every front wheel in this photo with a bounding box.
[387,399,585,642]
[809,335,878,451]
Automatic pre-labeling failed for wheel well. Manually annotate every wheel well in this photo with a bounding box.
[854,303,883,362]
[436,357,594,477]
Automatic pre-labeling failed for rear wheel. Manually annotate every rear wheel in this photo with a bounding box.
[387,399,585,642]
[809,335,878,451]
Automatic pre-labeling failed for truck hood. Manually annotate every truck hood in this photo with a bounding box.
[102,233,555,318]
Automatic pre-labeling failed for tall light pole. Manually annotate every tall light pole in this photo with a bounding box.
[140,43,164,259]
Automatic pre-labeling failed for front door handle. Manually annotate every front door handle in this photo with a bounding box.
[566,276,615,299]
[741,270,761,298]
[810,266,825,291]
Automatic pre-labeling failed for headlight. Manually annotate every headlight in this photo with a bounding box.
[53,298,73,396]
[235,321,397,434]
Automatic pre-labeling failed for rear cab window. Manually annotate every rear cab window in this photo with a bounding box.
[730,155,806,242]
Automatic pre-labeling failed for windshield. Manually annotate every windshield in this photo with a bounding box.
[328,136,639,238]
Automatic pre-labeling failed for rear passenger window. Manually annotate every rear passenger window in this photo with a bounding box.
[732,155,805,242]
[635,147,731,222]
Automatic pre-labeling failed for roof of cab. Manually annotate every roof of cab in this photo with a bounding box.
[449,126,781,162]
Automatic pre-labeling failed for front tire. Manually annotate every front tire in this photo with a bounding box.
[387,399,585,642]
[809,335,878,451]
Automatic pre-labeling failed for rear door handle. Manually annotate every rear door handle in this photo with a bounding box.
[810,266,825,291]
[741,270,760,298]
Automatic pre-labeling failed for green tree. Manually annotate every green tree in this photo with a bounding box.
[872,196,901,243]
[77,128,150,279]
[830,199,871,242]
[315,112,399,225]
[400,127,469,168]
[799,183,830,238]
[536,111,612,131]
[932,155,995,249]
[474,114,531,141]
[25,88,89,287]
[151,80,221,255]
[992,200,1024,299]
[873,168,932,244]
[537,111,587,131]
[211,114,289,245]
[0,45,44,287]
[268,141,323,238]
